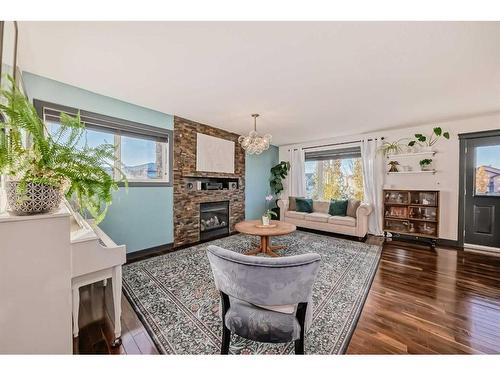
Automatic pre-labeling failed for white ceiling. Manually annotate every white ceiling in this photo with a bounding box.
[17,21,500,145]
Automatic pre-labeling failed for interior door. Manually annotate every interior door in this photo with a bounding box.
[463,136,500,249]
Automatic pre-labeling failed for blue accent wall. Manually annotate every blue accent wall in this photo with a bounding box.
[245,146,279,220]
[22,72,174,253]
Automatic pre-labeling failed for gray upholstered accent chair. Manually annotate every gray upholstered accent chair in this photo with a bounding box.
[206,245,321,355]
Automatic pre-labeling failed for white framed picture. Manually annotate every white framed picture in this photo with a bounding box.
[196,133,235,174]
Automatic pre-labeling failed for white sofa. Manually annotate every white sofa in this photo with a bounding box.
[277,199,372,239]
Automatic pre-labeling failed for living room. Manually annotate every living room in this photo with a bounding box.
[1,1,500,373]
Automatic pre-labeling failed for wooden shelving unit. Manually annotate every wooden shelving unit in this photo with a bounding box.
[383,189,440,248]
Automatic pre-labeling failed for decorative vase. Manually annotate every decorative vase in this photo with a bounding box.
[261,215,270,226]
[6,180,63,216]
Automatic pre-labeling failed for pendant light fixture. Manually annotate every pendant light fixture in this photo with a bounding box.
[238,114,272,155]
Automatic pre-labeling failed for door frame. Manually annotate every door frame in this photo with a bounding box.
[458,129,500,248]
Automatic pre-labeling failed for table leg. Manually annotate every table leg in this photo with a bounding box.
[245,247,262,255]
[245,235,268,255]
[266,237,284,257]
[269,245,286,251]
[244,236,286,257]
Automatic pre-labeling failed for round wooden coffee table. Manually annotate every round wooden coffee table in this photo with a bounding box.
[234,220,297,257]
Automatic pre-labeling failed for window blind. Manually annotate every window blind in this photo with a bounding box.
[305,146,361,161]
[33,99,170,143]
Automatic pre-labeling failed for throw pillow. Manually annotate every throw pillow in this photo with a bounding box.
[295,198,313,213]
[288,196,299,211]
[346,199,361,218]
[329,199,348,216]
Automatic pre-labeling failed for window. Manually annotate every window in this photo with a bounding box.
[36,100,172,186]
[46,120,115,176]
[120,135,167,181]
[475,145,500,196]
[305,146,364,201]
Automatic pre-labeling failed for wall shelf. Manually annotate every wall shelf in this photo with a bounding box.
[387,170,436,175]
[386,151,436,159]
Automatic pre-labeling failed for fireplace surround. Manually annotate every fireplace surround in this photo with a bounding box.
[199,201,229,241]
[173,116,245,247]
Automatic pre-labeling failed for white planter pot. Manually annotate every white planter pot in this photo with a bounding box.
[261,216,270,226]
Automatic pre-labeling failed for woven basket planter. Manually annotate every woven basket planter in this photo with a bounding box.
[6,181,63,215]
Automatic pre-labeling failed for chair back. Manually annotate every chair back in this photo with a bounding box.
[206,245,321,306]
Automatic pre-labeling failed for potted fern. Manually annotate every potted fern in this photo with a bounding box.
[0,76,126,222]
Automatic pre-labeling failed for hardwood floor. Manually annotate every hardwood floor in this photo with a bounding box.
[75,239,500,354]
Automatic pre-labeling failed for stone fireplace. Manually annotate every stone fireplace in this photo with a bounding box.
[173,116,245,247]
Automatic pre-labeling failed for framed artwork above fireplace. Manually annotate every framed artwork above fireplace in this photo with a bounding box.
[196,133,235,174]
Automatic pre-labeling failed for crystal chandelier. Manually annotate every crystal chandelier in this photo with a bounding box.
[238,114,272,155]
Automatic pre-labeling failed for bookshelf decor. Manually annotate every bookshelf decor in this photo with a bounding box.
[383,189,439,248]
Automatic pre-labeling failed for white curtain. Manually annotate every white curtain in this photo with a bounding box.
[361,138,384,235]
[287,148,306,197]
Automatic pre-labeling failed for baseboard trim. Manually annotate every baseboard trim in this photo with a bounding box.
[126,243,175,263]
[294,226,367,242]
[386,232,462,249]
[437,238,461,249]
[125,232,238,264]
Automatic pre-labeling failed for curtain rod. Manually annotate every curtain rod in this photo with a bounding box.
[289,137,384,151]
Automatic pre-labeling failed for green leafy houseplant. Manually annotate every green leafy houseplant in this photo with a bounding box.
[408,127,450,148]
[269,161,290,219]
[0,76,127,222]
[378,139,408,156]
[269,161,290,196]
[388,160,400,172]
[419,158,433,171]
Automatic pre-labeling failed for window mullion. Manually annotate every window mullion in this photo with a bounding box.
[114,133,121,181]
[163,141,169,182]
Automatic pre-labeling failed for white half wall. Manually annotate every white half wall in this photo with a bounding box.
[279,112,500,241]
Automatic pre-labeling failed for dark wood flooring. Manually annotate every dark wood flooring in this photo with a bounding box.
[74,238,500,354]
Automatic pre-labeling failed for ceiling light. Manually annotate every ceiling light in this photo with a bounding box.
[238,114,271,155]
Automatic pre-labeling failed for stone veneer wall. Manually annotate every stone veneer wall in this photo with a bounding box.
[173,116,245,247]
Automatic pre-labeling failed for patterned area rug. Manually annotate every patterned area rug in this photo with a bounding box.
[123,231,381,354]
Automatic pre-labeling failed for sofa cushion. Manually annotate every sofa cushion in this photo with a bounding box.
[328,215,356,227]
[295,198,313,213]
[346,199,361,218]
[305,212,330,223]
[313,200,330,214]
[329,199,348,216]
[285,210,306,220]
[288,196,301,211]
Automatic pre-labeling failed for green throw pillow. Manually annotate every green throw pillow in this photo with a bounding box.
[295,198,313,213]
[329,199,348,216]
